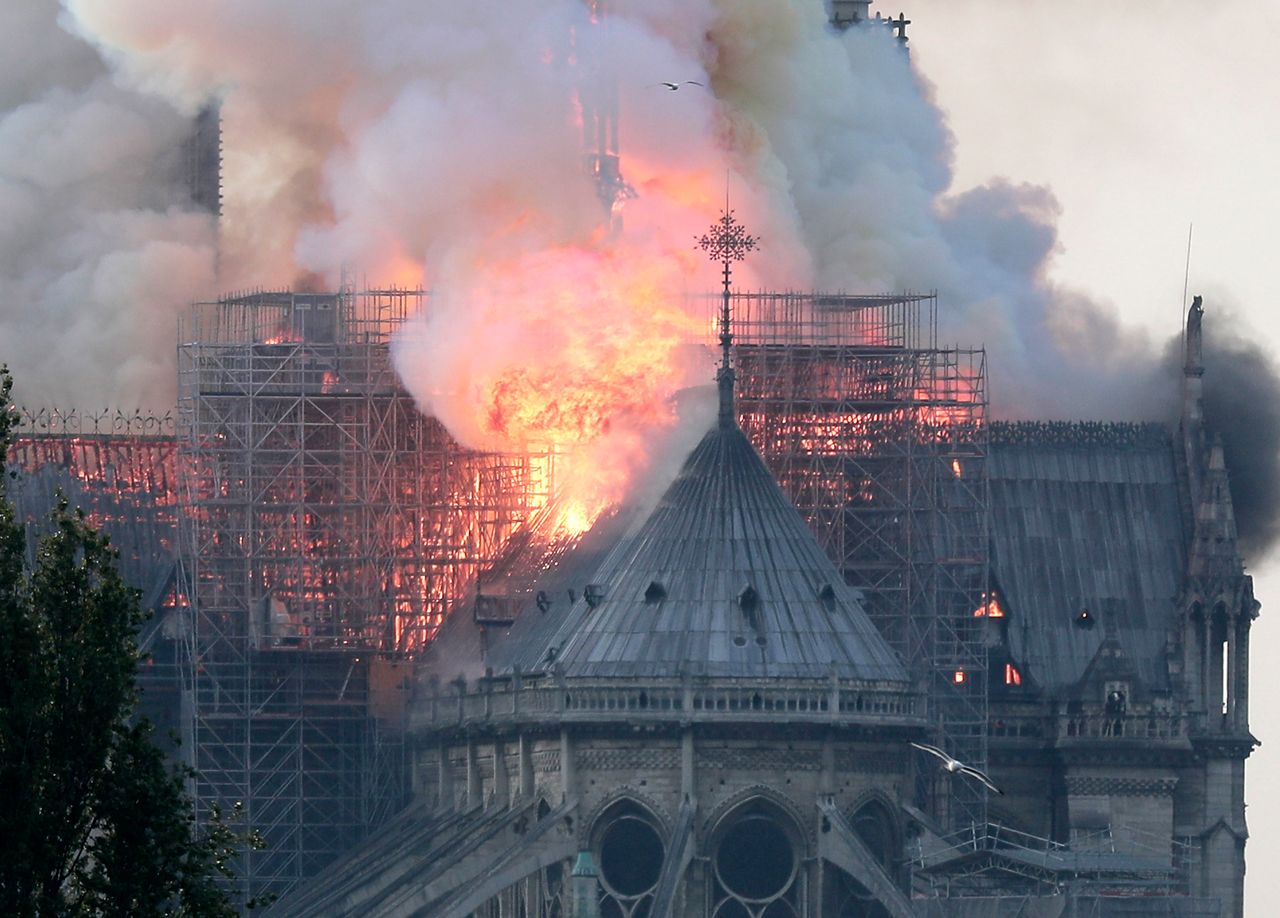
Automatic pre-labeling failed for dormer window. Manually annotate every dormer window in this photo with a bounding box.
[817,583,836,611]
[644,581,666,604]
[584,583,606,608]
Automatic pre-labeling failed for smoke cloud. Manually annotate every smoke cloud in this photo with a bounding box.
[1191,302,1280,561]
[10,0,1276,554]
[53,0,1178,421]
[0,0,216,411]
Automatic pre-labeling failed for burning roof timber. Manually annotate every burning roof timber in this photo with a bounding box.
[6,408,181,634]
[10,288,989,665]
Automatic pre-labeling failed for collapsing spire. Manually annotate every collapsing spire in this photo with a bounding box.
[576,0,636,219]
[697,204,758,428]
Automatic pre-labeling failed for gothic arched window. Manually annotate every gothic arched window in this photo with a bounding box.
[591,800,666,918]
[710,801,804,918]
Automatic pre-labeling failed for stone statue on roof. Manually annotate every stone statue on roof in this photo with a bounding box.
[1185,294,1204,373]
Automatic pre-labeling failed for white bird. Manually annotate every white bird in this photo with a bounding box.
[657,80,704,91]
[910,741,1004,795]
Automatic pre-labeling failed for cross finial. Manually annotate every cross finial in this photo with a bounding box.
[698,201,758,429]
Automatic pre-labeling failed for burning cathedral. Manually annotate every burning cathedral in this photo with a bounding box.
[3,2,1258,917]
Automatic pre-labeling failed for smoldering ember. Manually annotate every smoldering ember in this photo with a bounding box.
[3,1,1271,916]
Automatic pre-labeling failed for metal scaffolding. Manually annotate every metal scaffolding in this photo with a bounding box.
[722,290,990,829]
[176,287,551,902]
[10,283,991,900]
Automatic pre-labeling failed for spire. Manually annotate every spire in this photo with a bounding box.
[576,0,636,221]
[698,195,758,429]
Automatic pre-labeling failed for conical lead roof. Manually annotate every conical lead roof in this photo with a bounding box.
[493,207,903,682]
[500,419,908,682]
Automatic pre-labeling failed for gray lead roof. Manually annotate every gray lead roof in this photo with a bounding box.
[988,428,1187,693]
[498,422,908,682]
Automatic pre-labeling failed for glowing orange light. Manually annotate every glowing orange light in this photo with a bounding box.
[262,332,298,346]
[1004,663,1022,686]
[973,591,1005,618]
[951,459,962,478]
[409,238,712,542]
[911,366,983,435]
[953,670,966,684]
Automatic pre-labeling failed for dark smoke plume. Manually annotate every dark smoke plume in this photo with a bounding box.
[1159,304,1280,564]
[1201,316,1280,563]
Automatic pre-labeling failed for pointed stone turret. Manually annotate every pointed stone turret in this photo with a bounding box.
[1164,300,1257,918]
[1189,435,1243,580]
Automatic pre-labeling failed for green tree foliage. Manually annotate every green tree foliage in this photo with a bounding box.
[0,367,263,916]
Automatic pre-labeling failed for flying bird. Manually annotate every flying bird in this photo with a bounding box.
[910,741,1004,795]
[657,80,704,91]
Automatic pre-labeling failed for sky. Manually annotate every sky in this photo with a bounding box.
[906,0,1280,908]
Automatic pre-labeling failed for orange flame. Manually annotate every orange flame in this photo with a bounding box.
[401,240,712,539]
[262,330,300,345]
[973,591,1005,618]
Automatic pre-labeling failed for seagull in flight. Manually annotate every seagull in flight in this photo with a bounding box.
[657,80,704,91]
[910,742,1004,795]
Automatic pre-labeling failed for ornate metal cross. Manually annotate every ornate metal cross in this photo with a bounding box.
[698,206,758,428]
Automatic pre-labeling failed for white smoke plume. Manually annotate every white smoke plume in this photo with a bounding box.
[21,0,1276,545]
[56,0,1171,423]
[0,0,216,412]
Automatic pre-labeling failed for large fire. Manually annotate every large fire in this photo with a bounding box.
[395,240,714,540]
